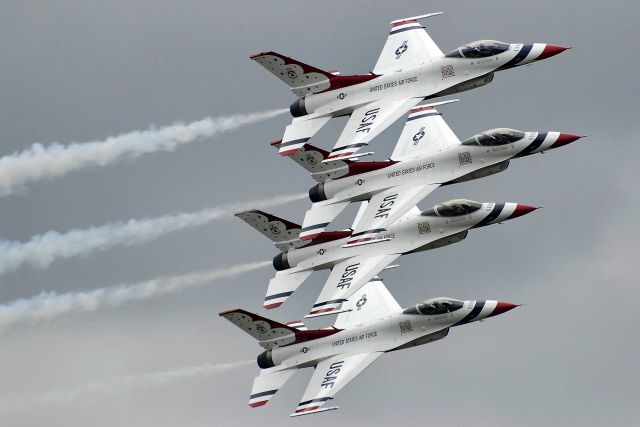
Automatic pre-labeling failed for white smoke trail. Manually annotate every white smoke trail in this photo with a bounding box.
[0,360,252,412]
[0,192,305,276]
[0,260,270,331]
[0,108,288,196]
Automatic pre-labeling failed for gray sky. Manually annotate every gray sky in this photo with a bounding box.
[1,1,639,426]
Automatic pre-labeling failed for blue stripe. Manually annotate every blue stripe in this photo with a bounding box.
[264,291,293,301]
[280,138,310,148]
[312,299,348,308]
[250,389,278,399]
[471,203,505,228]
[390,26,422,35]
[351,228,386,238]
[497,44,533,70]
[298,397,333,406]
[514,132,548,158]
[300,223,329,232]
[331,142,368,152]
[453,301,485,326]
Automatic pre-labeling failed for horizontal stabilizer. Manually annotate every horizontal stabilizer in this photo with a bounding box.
[219,309,297,349]
[235,210,305,251]
[250,51,334,96]
[270,140,351,182]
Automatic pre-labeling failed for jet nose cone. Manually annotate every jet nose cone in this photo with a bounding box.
[489,301,519,317]
[537,44,570,60]
[509,204,538,219]
[552,133,585,148]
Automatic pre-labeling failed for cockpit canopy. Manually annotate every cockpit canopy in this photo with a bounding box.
[404,298,465,315]
[462,128,526,146]
[445,40,510,59]
[422,199,482,217]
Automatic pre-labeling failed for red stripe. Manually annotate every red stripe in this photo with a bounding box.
[279,148,300,156]
[309,307,336,315]
[300,232,322,241]
[263,302,283,310]
[326,152,354,160]
[392,19,418,27]
[296,406,321,413]
[270,139,282,146]
[409,106,435,113]
[250,400,268,408]
[346,237,373,245]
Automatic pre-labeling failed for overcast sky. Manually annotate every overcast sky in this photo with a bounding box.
[1,1,639,426]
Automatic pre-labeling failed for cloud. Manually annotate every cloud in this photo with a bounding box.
[0,109,288,196]
[0,192,304,276]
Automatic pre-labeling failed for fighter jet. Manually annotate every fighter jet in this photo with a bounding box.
[236,199,535,316]
[251,12,569,160]
[271,102,582,242]
[220,278,519,416]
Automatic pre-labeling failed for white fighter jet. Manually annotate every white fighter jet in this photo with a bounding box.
[220,278,519,416]
[236,199,535,316]
[251,12,568,160]
[270,102,582,242]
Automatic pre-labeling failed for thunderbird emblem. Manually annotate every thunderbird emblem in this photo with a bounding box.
[269,224,281,234]
[286,68,298,79]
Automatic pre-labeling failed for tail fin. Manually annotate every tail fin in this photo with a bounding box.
[219,309,298,349]
[270,140,352,182]
[251,51,335,97]
[235,210,306,251]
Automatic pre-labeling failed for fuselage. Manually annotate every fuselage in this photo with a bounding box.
[264,299,512,371]
[295,43,553,119]
[277,202,528,273]
[314,131,572,203]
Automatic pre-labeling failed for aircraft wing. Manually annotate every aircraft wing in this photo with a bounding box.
[390,101,460,161]
[333,277,402,329]
[308,253,401,317]
[345,183,440,245]
[290,352,383,416]
[325,97,423,161]
[373,13,444,74]
[279,115,331,156]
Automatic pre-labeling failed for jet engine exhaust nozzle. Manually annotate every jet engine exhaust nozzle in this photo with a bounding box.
[290,97,308,117]
[309,182,327,203]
